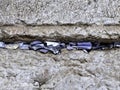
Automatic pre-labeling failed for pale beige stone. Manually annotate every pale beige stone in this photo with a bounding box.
[0,25,120,42]
[0,49,119,90]
[0,0,120,90]
[0,0,120,25]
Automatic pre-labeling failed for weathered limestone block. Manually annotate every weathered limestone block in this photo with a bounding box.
[0,49,119,90]
[0,0,120,90]
[0,0,120,25]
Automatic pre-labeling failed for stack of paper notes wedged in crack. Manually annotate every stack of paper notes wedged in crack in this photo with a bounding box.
[0,41,120,54]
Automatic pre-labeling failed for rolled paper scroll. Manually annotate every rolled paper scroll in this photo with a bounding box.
[5,44,19,49]
[76,42,92,50]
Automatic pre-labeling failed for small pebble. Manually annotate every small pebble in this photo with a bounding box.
[33,81,39,88]
[5,44,19,49]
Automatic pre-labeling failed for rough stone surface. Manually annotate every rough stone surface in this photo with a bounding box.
[0,0,120,90]
[0,49,119,90]
[0,25,120,42]
[0,0,120,25]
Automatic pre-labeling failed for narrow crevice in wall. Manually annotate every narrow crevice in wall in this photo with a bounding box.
[0,35,120,43]
[0,23,120,27]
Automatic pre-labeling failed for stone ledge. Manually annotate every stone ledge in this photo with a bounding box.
[0,25,120,42]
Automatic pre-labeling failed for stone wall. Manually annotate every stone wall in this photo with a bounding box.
[0,0,120,90]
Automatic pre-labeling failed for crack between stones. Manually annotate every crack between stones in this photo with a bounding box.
[0,23,120,27]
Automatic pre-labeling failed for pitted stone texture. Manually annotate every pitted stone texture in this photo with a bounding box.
[0,49,119,90]
[0,0,120,25]
[0,25,120,41]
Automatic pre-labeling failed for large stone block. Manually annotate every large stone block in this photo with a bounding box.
[0,0,120,90]
[0,49,119,90]
[0,0,120,25]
